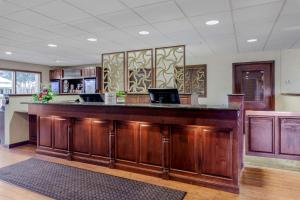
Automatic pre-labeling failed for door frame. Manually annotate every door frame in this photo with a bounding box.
[232,60,275,110]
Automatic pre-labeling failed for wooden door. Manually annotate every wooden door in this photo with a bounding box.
[233,61,275,110]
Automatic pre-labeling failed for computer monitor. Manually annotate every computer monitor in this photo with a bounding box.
[148,88,180,104]
[80,94,104,102]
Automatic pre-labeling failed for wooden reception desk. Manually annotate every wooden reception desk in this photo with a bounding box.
[27,101,243,193]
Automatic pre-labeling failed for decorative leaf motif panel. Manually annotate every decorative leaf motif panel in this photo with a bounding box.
[102,52,125,92]
[184,65,207,97]
[127,49,153,93]
[155,46,185,93]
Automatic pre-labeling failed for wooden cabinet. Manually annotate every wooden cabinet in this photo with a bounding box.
[91,120,110,157]
[202,128,233,178]
[279,118,300,156]
[39,116,52,147]
[53,117,69,151]
[248,117,274,153]
[49,69,62,80]
[246,111,300,160]
[82,67,97,77]
[73,119,91,154]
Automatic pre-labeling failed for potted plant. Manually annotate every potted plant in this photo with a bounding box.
[116,91,126,103]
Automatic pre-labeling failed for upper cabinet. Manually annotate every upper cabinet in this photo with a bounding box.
[82,67,97,77]
[49,69,62,80]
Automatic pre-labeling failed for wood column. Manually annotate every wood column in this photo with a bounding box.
[109,121,116,168]
[162,125,170,179]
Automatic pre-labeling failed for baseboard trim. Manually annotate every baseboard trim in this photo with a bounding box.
[4,140,30,149]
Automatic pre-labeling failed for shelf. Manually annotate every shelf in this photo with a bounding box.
[281,93,300,96]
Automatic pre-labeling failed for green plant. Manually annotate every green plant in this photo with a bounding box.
[116,91,125,97]
[33,85,54,103]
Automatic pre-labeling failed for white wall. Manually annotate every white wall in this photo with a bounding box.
[186,49,300,111]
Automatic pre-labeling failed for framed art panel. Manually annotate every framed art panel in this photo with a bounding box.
[102,52,125,92]
[155,45,185,93]
[127,49,153,93]
[185,65,207,97]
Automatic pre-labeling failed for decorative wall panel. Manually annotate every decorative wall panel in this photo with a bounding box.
[127,49,153,93]
[155,46,185,93]
[102,52,125,92]
[185,65,207,97]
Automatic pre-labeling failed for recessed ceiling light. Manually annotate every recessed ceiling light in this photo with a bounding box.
[55,60,63,63]
[5,51,12,55]
[87,38,97,42]
[247,39,258,43]
[139,30,150,35]
[48,44,57,47]
[205,20,219,26]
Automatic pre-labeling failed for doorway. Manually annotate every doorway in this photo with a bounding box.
[233,61,275,111]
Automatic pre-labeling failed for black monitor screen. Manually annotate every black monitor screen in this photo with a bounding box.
[80,94,104,102]
[148,88,180,104]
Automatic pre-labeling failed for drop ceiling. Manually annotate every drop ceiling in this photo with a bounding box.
[0,0,299,66]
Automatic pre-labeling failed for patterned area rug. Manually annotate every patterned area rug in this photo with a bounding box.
[0,158,186,200]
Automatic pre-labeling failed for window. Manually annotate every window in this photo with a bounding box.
[0,70,14,95]
[0,69,41,96]
[16,71,40,94]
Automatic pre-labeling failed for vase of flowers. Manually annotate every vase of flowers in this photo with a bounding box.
[33,85,54,103]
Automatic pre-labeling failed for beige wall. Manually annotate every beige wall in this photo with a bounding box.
[0,59,50,84]
[4,95,79,145]
[186,49,300,111]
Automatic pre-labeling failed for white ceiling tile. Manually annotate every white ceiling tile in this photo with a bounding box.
[233,1,282,24]
[135,1,184,23]
[206,35,237,54]
[99,9,147,28]
[0,28,42,43]
[0,17,33,33]
[281,0,300,15]
[153,18,194,34]
[176,0,230,17]
[68,17,114,33]
[190,12,234,37]
[231,0,283,9]
[121,0,167,8]
[265,30,300,50]
[237,35,267,52]
[0,0,24,16]
[6,0,53,8]
[64,0,126,15]
[32,0,90,23]
[44,24,89,37]
[236,21,273,38]
[5,10,59,28]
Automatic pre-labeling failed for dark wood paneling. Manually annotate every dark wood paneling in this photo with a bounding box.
[139,124,162,166]
[170,126,199,172]
[73,118,91,154]
[39,116,52,147]
[53,117,69,150]
[280,118,300,156]
[28,115,37,144]
[249,117,274,153]
[91,120,110,157]
[29,101,243,194]
[202,128,233,178]
[116,121,137,162]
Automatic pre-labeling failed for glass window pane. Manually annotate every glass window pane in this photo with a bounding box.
[242,71,264,101]
[16,71,40,94]
[0,70,13,95]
